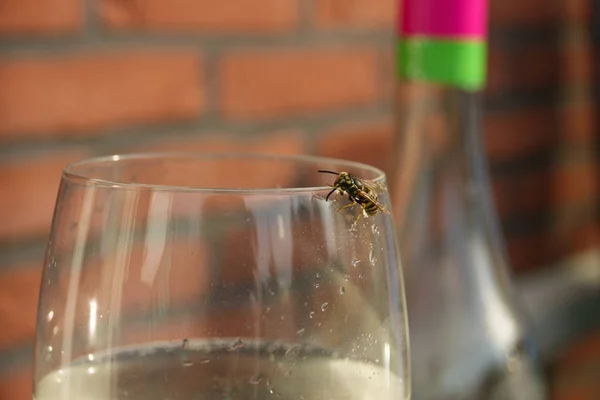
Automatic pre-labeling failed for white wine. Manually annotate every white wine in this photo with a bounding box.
[35,340,406,400]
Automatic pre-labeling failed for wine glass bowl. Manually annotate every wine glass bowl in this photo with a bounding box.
[34,153,410,400]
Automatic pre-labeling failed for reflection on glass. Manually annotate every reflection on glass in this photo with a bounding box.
[34,153,410,400]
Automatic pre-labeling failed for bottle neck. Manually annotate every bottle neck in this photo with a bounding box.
[389,83,491,231]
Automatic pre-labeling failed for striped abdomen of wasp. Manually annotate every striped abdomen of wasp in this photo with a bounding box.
[318,170,389,224]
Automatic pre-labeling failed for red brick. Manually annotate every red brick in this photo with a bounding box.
[46,134,306,251]
[0,51,202,139]
[1,240,208,350]
[0,364,32,400]
[561,44,595,84]
[0,264,42,350]
[492,170,551,218]
[314,0,395,29]
[100,0,298,32]
[552,330,600,400]
[560,0,593,24]
[554,386,600,400]
[0,151,89,242]
[490,0,558,26]
[554,329,600,369]
[548,222,600,262]
[553,384,600,400]
[31,238,210,354]
[120,304,302,347]
[220,209,382,288]
[559,102,596,143]
[220,221,330,287]
[131,133,306,193]
[219,49,380,120]
[138,131,305,157]
[380,48,395,100]
[0,0,81,35]
[506,234,548,273]
[484,108,557,160]
[486,47,559,95]
[76,239,208,311]
[552,163,598,205]
[315,119,394,173]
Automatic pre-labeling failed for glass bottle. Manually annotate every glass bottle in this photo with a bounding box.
[388,0,549,398]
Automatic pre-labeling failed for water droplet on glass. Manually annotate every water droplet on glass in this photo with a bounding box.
[339,286,345,294]
[87,354,94,361]
[369,248,376,264]
[285,345,300,358]
[309,311,315,319]
[321,302,329,312]
[249,374,263,385]
[371,224,380,235]
[315,272,321,278]
[296,328,305,335]
[229,338,245,351]
[344,274,351,282]
[352,259,361,267]
[47,346,53,352]
[182,360,193,367]
[87,367,95,374]
[200,358,210,364]
[314,283,320,288]
[181,338,189,350]
[47,311,54,322]
[265,307,271,313]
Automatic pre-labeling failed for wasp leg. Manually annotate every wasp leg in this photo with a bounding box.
[349,211,364,232]
[336,201,357,213]
[354,212,364,225]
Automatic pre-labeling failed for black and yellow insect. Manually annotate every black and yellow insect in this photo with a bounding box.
[318,170,390,224]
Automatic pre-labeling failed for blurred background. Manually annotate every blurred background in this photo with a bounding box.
[0,0,598,399]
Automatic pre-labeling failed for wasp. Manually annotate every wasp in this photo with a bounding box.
[318,170,390,225]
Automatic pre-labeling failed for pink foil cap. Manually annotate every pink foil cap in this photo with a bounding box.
[399,0,487,39]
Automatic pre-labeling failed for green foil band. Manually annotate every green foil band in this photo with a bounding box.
[397,38,487,90]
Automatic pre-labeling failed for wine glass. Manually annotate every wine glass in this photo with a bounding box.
[33,153,410,400]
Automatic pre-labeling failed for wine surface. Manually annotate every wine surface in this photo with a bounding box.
[35,339,405,400]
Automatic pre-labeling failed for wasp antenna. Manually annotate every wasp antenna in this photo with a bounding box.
[325,188,337,201]
[318,170,340,176]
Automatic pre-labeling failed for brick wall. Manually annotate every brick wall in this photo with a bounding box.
[0,1,598,399]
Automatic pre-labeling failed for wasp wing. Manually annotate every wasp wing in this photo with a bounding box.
[355,183,390,214]
[361,178,388,193]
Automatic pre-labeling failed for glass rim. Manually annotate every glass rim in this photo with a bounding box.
[62,152,387,194]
